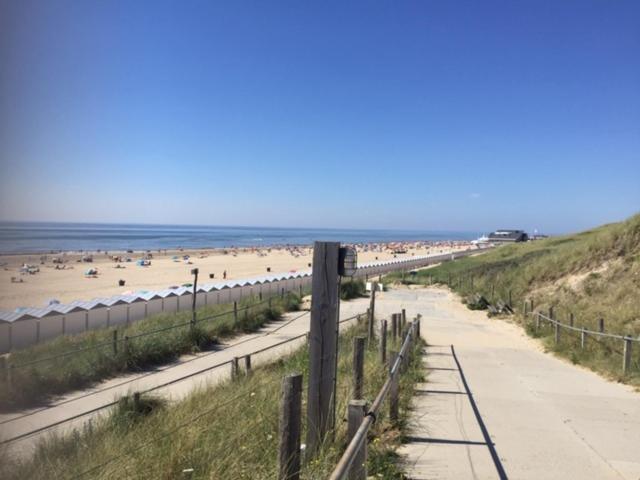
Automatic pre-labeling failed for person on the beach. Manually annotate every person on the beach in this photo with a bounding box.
[223,270,227,279]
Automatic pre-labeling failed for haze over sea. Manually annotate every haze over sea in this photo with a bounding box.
[0,222,478,254]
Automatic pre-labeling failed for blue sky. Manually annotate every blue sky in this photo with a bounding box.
[1,1,638,234]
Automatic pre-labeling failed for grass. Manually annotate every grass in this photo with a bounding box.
[0,292,304,411]
[1,321,425,479]
[340,278,367,300]
[385,213,640,386]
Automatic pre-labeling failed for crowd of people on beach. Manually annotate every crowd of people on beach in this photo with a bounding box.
[3,240,473,285]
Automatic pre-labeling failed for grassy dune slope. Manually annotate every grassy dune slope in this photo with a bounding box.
[1,292,303,410]
[1,322,424,479]
[387,213,640,385]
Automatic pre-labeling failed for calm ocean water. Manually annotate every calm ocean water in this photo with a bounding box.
[0,222,478,254]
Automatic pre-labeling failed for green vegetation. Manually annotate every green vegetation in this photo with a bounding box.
[0,292,303,410]
[386,213,640,385]
[1,322,425,479]
[340,278,367,300]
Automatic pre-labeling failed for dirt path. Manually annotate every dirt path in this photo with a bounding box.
[387,287,640,480]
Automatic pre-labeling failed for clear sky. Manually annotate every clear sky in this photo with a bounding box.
[1,1,638,234]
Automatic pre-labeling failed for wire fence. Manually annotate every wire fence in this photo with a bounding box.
[6,296,276,371]
[527,310,638,374]
[0,310,366,447]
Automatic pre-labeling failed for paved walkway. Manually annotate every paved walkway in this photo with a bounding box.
[391,287,640,480]
[0,297,370,458]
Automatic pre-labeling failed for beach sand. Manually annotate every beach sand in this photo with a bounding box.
[0,242,471,310]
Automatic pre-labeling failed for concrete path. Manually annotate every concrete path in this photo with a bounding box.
[0,297,370,458]
[389,287,640,480]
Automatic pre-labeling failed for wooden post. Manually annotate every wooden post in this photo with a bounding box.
[599,318,605,333]
[530,299,534,313]
[581,328,587,349]
[306,241,341,457]
[133,391,141,411]
[245,354,252,374]
[416,315,421,338]
[191,268,199,328]
[368,283,376,342]
[523,300,528,316]
[232,357,240,379]
[380,320,387,365]
[353,337,365,400]
[1,356,9,391]
[347,400,368,480]
[233,301,238,324]
[554,321,560,344]
[401,309,406,331]
[389,351,399,424]
[623,337,632,374]
[123,335,130,364]
[278,373,303,480]
[569,312,574,327]
[549,306,554,321]
[113,329,118,355]
[391,314,398,343]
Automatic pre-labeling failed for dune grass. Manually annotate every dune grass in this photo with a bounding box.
[1,321,425,479]
[340,278,367,300]
[0,292,303,411]
[385,213,640,385]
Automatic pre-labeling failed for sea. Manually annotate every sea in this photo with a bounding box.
[0,222,478,254]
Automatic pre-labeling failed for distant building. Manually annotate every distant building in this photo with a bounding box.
[488,230,529,243]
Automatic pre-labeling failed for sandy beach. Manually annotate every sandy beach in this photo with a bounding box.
[0,241,471,310]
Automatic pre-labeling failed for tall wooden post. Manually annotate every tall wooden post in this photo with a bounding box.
[191,268,199,328]
[581,328,587,349]
[1,356,9,391]
[380,320,387,365]
[623,338,632,374]
[391,314,398,343]
[569,312,574,327]
[599,318,605,333]
[245,354,252,374]
[401,309,406,331]
[389,351,399,424]
[353,337,365,400]
[347,400,368,480]
[306,241,340,457]
[368,283,376,342]
[278,373,303,480]
[232,357,240,379]
[112,330,118,355]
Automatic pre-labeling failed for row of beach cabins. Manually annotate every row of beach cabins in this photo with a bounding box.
[0,248,483,353]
